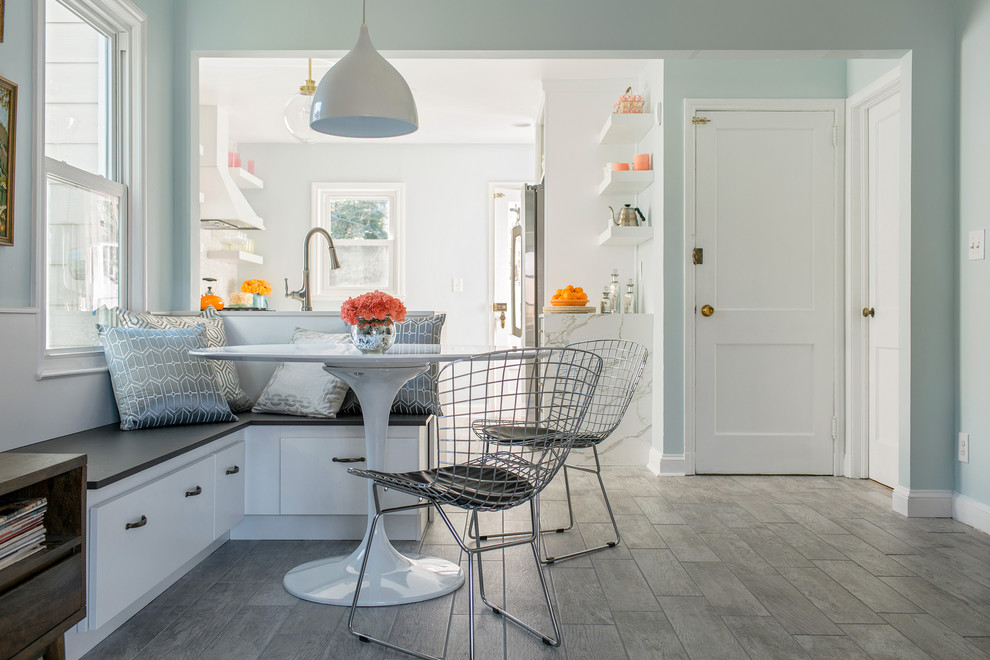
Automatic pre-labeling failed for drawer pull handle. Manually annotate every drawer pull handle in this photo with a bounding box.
[332,456,366,463]
[185,485,203,497]
[125,515,148,530]
[225,465,240,475]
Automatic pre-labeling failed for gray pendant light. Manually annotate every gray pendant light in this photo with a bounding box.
[309,0,418,138]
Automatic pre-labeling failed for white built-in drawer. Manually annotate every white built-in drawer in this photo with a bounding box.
[89,456,215,628]
[279,433,423,515]
[214,441,246,538]
[280,434,368,515]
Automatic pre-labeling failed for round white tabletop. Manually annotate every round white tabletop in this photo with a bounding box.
[192,343,497,607]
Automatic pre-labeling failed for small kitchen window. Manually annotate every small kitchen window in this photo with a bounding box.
[311,182,404,301]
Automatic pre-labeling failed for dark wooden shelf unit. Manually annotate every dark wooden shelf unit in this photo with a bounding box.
[0,453,87,660]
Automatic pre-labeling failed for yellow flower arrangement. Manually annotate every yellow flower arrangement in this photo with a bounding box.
[241,279,272,296]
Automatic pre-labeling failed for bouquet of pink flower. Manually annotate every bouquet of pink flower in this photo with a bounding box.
[340,290,407,326]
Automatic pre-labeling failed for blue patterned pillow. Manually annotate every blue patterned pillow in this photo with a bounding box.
[110,306,254,412]
[98,324,237,431]
[339,313,446,416]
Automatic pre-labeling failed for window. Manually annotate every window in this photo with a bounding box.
[38,0,145,374]
[312,183,404,300]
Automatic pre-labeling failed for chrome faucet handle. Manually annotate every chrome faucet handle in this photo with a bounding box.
[284,277,304,302]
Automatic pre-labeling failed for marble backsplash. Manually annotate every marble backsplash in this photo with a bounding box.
[542,313,654,466]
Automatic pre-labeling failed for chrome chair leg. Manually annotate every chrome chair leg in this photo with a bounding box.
[348,486,438,660]
[551,464,577,534]
[544,445,621,564]
[481,498,561,647]
[470,447,623,564]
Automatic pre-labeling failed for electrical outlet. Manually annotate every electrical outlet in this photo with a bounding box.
[968,230,985,260]
[451,277,463,293]
[959,432,970,463]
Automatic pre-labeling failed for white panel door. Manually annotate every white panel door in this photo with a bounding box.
[695,110,838,474]
[867,93,901,488]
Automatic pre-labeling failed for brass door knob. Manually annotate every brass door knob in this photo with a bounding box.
[701,304,715,317]
[862,307,875,318]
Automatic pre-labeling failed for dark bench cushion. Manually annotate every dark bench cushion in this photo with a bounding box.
[9,412,432,490]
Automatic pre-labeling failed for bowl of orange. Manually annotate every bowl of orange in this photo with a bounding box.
[551,285,589,307]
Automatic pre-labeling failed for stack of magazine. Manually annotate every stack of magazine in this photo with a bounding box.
[0,497,48,570]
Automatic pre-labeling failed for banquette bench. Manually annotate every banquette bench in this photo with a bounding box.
[5,310,440,658]
[11,411,432,656]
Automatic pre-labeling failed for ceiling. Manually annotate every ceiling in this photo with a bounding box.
[199,57,652,145]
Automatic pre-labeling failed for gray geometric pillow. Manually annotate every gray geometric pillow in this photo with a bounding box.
[111,306,254,412]
[251,328,351,418]
[339,313,446,415]
[98,324,237,431]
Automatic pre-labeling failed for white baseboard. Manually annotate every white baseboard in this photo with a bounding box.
[647,449,686,476]
[647,447,662,475]
[657,453,686,477]
[953,492,990,534]
[230,511,425,541]
[891,487,954,517]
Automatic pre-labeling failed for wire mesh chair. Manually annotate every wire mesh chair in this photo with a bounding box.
[471,339,648,564]
[346,347,603,660]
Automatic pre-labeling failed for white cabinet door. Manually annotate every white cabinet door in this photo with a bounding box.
[280,434,368,515]
[214,441,246,537]
[90,456,214,628]
[694,109,838,474]
[280,430,423,515]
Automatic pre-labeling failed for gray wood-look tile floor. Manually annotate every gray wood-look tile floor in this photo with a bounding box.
[84,470,990,659]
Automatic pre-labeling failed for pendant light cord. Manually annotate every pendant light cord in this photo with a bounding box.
[362,0,366,25]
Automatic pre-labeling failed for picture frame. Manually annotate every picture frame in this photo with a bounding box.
[1,74,15,246]
[0,0,5,43]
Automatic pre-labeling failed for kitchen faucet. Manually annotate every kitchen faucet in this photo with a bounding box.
[285,227,342,311]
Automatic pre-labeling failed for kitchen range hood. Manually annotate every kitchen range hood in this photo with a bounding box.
[200,105,265,230]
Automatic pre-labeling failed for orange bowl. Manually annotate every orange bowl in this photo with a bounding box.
[551,300,589,307]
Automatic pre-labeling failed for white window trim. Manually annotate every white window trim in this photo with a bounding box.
[33,0,147,379]
[310,182,405,303]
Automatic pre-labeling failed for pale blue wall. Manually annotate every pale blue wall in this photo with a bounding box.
[170,0,959,493]
[0,0,36,307]
[136,0,176,311]
[0,0,966,499]
[659,59,848,459]
[846,59,900,96]
[956,0,990,507]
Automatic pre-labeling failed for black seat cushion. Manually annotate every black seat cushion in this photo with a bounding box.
[349,458,537,511]
[471,421,574,447]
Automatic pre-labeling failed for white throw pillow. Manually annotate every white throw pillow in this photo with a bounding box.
[251,328,350,418]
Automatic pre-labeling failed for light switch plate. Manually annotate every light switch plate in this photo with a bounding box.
[968,230,985,260]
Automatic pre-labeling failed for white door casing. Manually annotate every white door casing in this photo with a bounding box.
[866,92,901,488]
[488,184,523,347]
[688,101,843,475]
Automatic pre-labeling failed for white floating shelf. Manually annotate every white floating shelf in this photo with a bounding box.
[228,167,264,190]
[597,225,654,247]
[207,250,264,265]
[599,113,655,144]
[597,170,654,196]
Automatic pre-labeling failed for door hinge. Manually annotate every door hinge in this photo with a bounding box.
[692,116,710,125]
[693,247,704,265]
[831,417,838,440]
[493,192,505,199]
